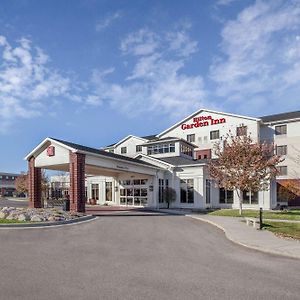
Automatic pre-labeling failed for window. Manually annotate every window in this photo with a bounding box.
[276,145,287,155]
[277,166,288,176]
[210,130,219,140]
[205,180,211,204]
[159,179,168,203]
[140,179,147,185]
[147,143,176,155]
[170,143,175,152]
[180,143,193,157]
[180,179,194,203]
[275,125,287,135]
[187,134,195,143]
[243,190,258,204]
[91,184,99,200]
[136,145,142,152]
[121,147,127,154]
[105,182,112,201]
[236,125,247,136]
[119,180,131,185]
[108,149,114,153]
[219,188,234,204]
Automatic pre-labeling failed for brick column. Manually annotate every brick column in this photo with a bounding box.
[28,157,42,208]
[69,152,86,213]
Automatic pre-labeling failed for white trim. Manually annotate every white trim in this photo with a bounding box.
[24,137,76,160]
[76,150,161,170]
[134,154,174,169]
[25,137,161,171]
[103,135,148,149]
[263,117,300,125]
[157,108,261,138]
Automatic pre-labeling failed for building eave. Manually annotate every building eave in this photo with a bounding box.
[158,108,261,138]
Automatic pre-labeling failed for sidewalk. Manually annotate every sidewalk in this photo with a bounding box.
[157,209,300,259]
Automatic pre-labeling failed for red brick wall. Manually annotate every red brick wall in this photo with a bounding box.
[195,149,211,160]
[28,157,42,208]
[69,152,86,213]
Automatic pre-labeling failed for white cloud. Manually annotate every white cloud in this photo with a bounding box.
[96,11,122,32]
[0,36,72,132]
[215,0,239,7]
[120,29,160,56]
[87,27,206,118]
[210,0,300,114]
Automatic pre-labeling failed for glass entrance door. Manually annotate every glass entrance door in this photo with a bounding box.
[119,179,148,206]
[105,182,113,202]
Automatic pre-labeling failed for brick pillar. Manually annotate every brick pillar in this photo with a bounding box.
[28,157,42,208]
[69,152,86,213]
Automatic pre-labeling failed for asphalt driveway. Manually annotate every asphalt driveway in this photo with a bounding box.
[0,197,28,208]
[0,211,299,300]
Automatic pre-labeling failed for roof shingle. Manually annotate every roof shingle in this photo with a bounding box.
[50,138,156,168]
[260,111,300,123]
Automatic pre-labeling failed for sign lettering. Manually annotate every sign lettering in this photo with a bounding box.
[181,115,226,130]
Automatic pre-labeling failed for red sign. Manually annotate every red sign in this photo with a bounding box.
[47,146,55,157]
[181,115,226,130]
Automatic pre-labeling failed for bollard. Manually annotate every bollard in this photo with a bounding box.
[259,207,263,230]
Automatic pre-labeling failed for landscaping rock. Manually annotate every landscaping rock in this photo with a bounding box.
[0,207,84,223]
[17,214,28,222]
[30,215,43,222]
[0,211,8,219]
[6,214,16,220]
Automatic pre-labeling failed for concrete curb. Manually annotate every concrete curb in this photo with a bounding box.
[187,215,300,260]
[0,215,98,229]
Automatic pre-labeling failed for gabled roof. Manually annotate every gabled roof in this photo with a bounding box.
[158,108,260,137]
[260,110,300,123]
[141,134,157,140]
[25,137,158,168]
[104,134,157,149]
[156,156,207,166]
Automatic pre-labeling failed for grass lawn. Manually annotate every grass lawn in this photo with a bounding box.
[0,219,28,224]
[208,209,300,221]
[263,222,300,240]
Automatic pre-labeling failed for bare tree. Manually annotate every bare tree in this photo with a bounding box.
[15,171,49,199]
[163,187,176,209]
[15,174,28,196]
[209,133,282,215]
[277,179,300,203]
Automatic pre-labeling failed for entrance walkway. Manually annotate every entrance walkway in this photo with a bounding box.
[86,205,147,215]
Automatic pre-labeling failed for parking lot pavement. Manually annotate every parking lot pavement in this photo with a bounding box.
[0,212,299,300]
[0,197,28,208]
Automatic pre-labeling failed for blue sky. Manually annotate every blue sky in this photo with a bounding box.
[0,0,300,173]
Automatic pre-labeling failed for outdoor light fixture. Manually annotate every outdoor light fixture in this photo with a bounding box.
[114,186,118,192]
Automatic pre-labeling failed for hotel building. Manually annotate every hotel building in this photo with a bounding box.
[26,109,300,212]
[0,172,21,197]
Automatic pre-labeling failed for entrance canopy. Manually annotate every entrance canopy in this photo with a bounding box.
[25,137,160,212]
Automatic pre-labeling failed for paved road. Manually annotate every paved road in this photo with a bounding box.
[0,211,299,300]
[0,197,28,208]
